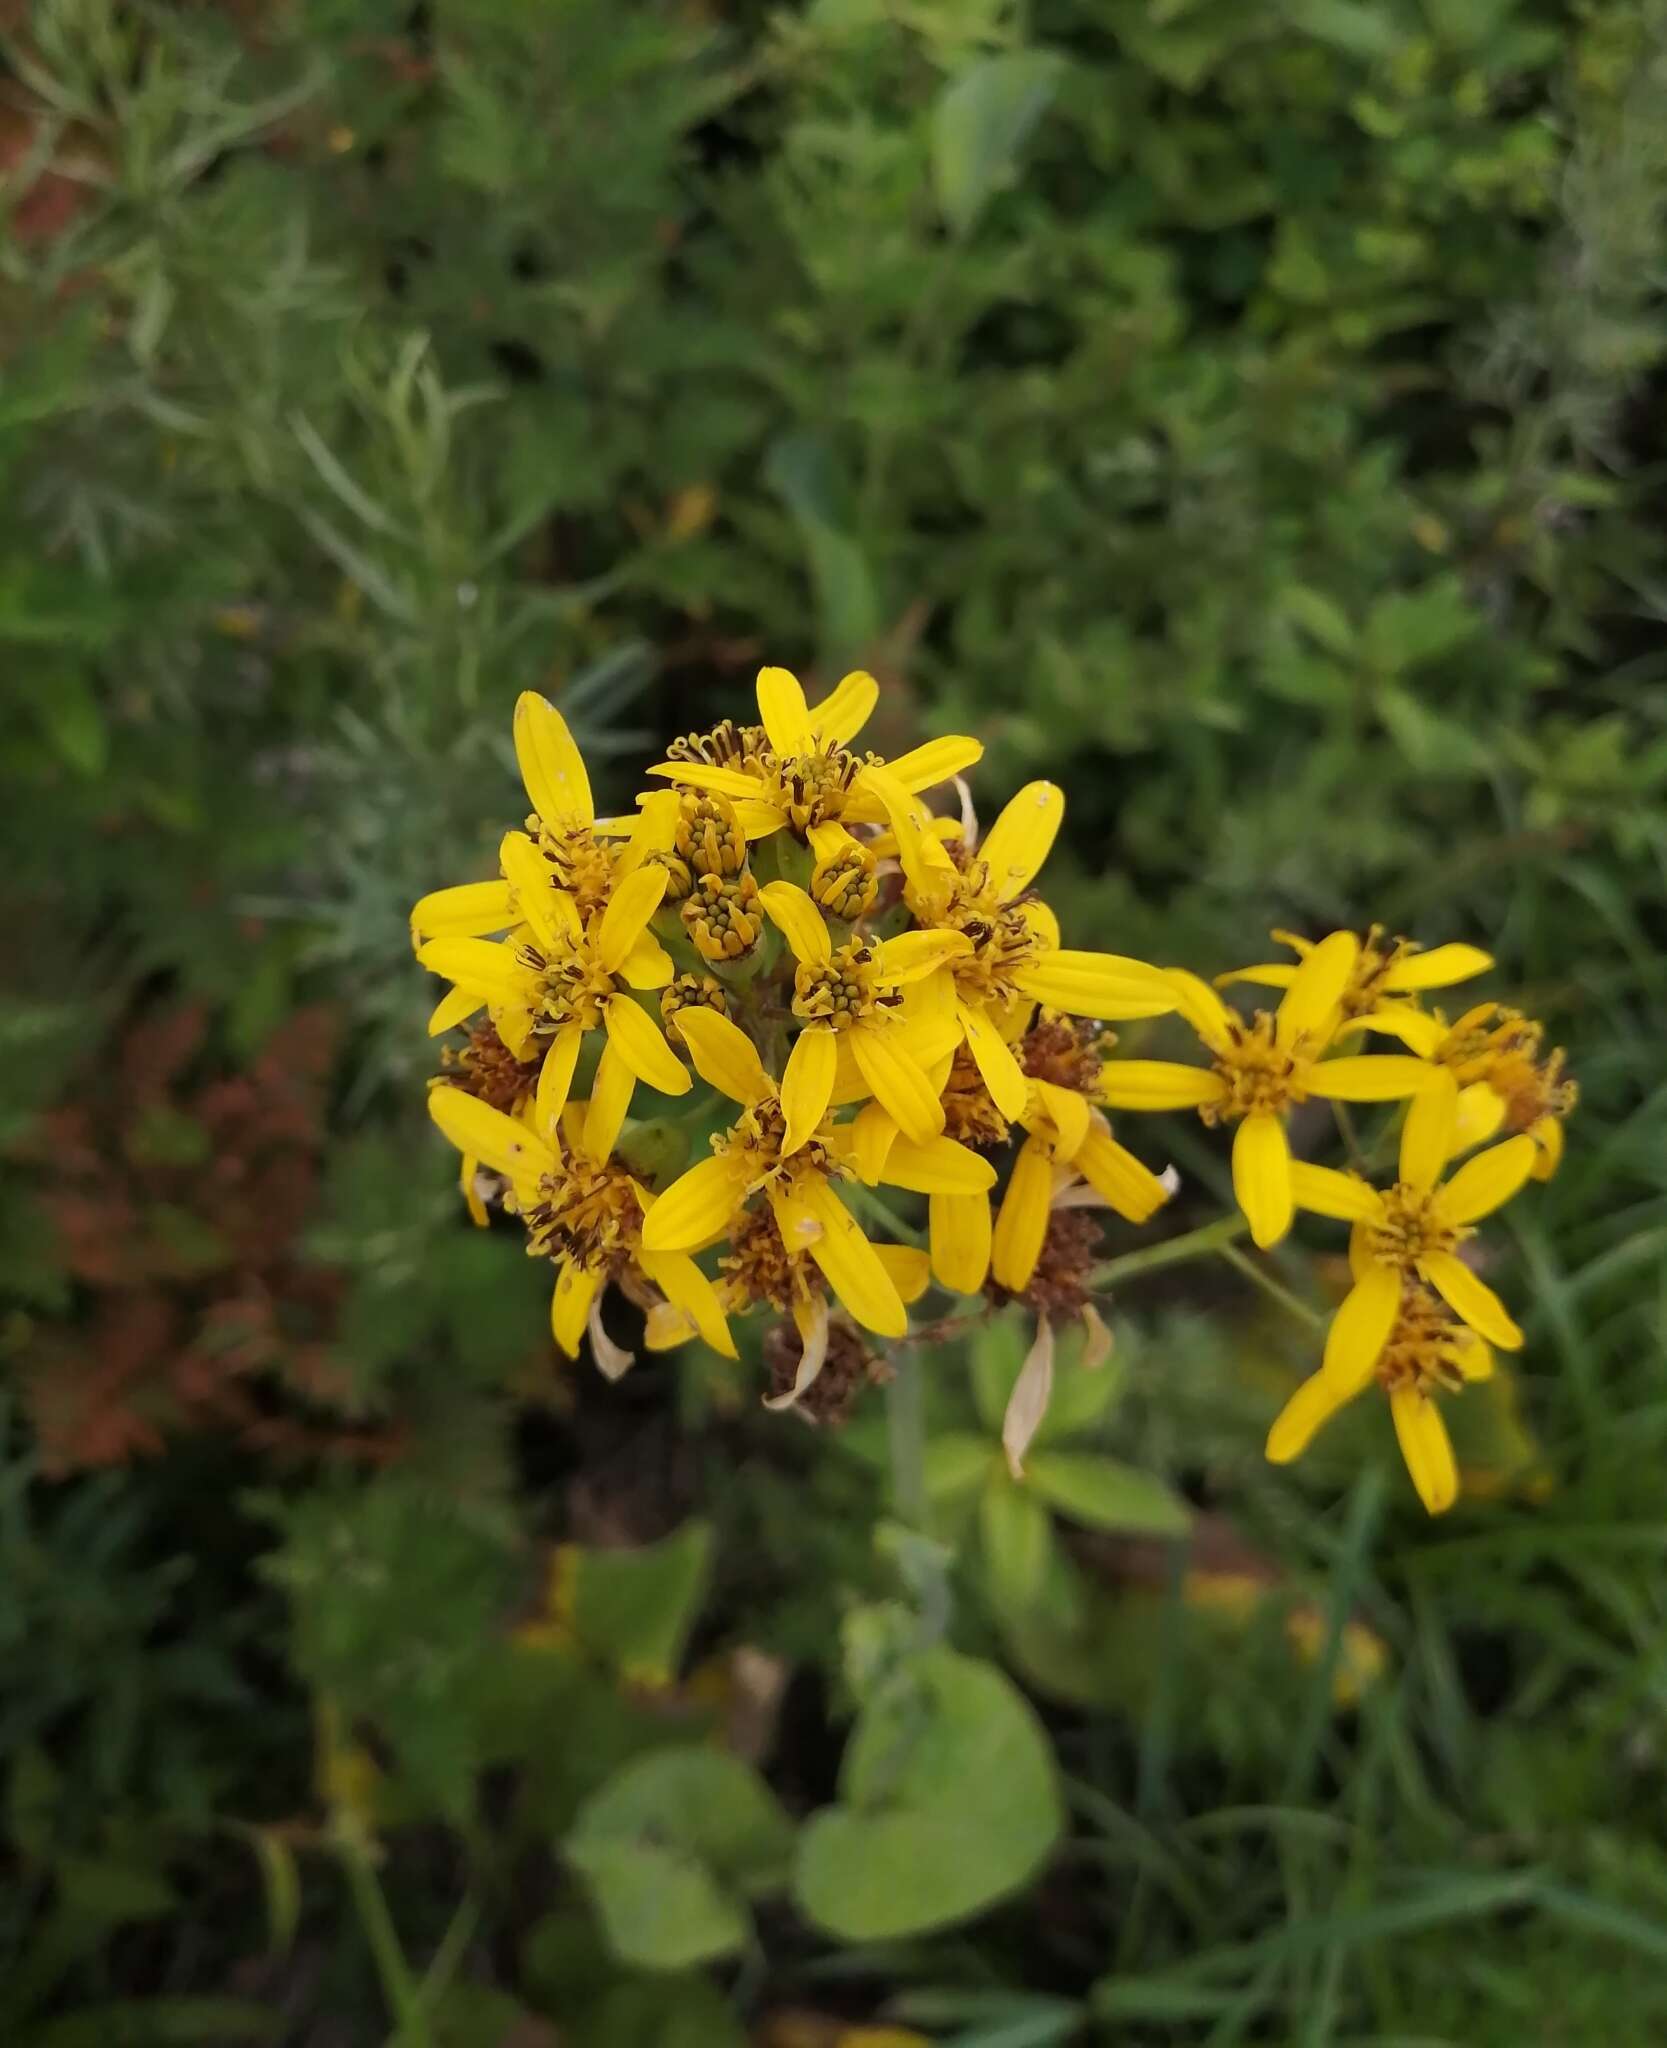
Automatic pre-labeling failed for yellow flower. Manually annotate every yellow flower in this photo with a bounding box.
[417,854,688,1162]
[1289,1069,1537,1369]
[854,1014,1173,1297]
[1097,932,1435,1248]
[1219,924,1493,1020]
[426,1084,734,1369]
[646,666,984,842]
[1266,1282,1494,1515]
[1342,1000,1576,1180]
[879,777,1180,1121]
[637,1006,993,1340]
[410,692,616,954]
[758,879,970,1151]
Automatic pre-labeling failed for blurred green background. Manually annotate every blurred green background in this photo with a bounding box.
[4,2,1667,2042]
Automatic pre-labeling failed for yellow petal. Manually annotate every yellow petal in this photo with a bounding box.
[1305,1055,1434,1102]
[643,761,766,803]
[497,832,569,955]
[618,933,676,991]
[875,928,971,984]
[1453,1080,1507,1154]
[844,1100,898,1185]
[637,1248,737,1359]
[614,787,681,876]
[1419,1250,1523,1350]
[1028,1078,1091,1160]
[604,992,690,1096]
[1275,930,1359,1049]
[1165,967,1233,1047]
[1015,950,1177,1022]
[878,1134,996,1195]
[859,764,944,902]
[810,669,878,745]
[1390,1385,1458,1514]
[459,1150,487,1228]
[671,1005,774,1107]
[758,880,832,965]
[1529,1112,1563,1180]
[991,1134,1054,1291]
[1216,962,1298,992]
[781,1176,907,1338]
[582,1040,637,1159]
[884,734,984,791]
[959,1000,1030,1120]
[595,864,669,974]
[429,1086,553,1180]
[1337,1007,1445,1057]
[930,1190,992,1294]
[1096,1060,1227,1111]
[551,1262,600,1357]
[411,878,516,942]
[977,780,1063,901]
[1438,1133,1538,1224]
[416,936,529,1006]
[1232,1111,1293,1248]
[852,1025,945,1145]
[428,983,484,1036]
[1321,1267,1401,1390]
[1399,1066,1459,1191]
[533,1024,583,1142]
[639,1154,751,1252]
[779,1025,838,1154]
[515,691,593,826]
[755,665,813,753]
[1454,1330,1494,1381]
[1075,1126,1172,1223]
[875,1243,932,1304]
[1289,1160,1380,1222]
[1382,943,1492,992]
[1266,1372,1356,1463]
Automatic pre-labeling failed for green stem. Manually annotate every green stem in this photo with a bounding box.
[1091,1211,1248,1288]
[340,1835,429,2048]
[1216,1241,1327,1332]
[886,1347,927,1527]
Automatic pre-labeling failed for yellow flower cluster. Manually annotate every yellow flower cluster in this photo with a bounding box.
[410,669,1573,1500]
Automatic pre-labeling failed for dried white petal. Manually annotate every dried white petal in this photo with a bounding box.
[764,1297,830,1413]
[1079,1301,1114,1373]
[587,1299,636,1381]
[1003,1315,1055,1479]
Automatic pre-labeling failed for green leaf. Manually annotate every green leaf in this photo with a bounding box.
[567,1520,713,1686]
[564,1839,747,1973]
[980,1473,1056,1614]
[932,52,1066,237]
[570,1980,749,2048]
[566,1746,794,1972]
[924,1431,997,1502]
[1280,585,1357,660]
[793,1647,1063,1941]
[54,1856,176,1925]
[1021,1451,1191,1536]
[34,670,107,777]
[26,2000,277,2047]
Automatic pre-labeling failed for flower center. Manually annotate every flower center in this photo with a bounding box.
[516,934,618,1032]
[759,746,869,834]
[1203,1013,1309,1123]
[936,877,1040,1005]
[793,941,896,1030]
[1365,1184,1465,1268]
[941,1045,1010,1147]
[719,1205,816,1312]
[440,1021,541,1112]
[682,871,765,961]
[1020,1014,1108,1095]
[1375,1285,1480,1394]
[812,841,878,922]
[520,1156,642,1272]
[715,1099,838,1194]
[527,819,613,920]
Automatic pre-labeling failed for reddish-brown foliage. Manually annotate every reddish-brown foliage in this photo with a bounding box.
[17,1003,404,1475]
